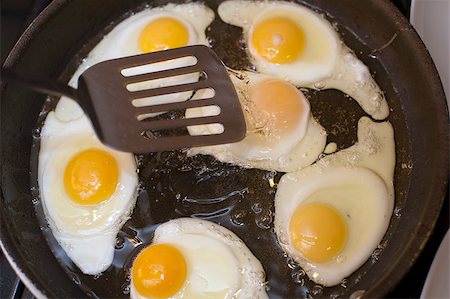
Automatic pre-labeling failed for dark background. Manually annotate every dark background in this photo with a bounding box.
[1,0,448,298]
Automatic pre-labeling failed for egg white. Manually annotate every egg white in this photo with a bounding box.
[219,0,339,84]
[58,3,215,121]
[218,0,389,120]
[38,100,138,275]
[186,70,327,172]
[75,3,214,72]
[274,116,395,286]
[130,218,268,299]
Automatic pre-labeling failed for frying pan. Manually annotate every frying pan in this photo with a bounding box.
[1,0,448,298]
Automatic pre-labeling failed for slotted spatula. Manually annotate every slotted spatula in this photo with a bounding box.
[2,45,246,153]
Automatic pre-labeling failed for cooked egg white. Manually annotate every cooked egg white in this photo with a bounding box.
[218,0,389,120]
[186,70,327,172]
[274,116,395,286]
[58,3,215,122]
[130,218,268,299]
[38,100,138,275]
[78,2,213,70]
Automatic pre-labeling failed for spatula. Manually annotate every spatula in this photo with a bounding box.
[2,45,246,153]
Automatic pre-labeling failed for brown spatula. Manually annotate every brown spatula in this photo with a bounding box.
[2,45,246,153]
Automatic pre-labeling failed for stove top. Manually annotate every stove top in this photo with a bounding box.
[1,0,448,298]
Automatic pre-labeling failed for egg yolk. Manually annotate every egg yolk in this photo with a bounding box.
[248,79,306,135]
[251,17,305,64]
[289,203,347,263]
[132,243,187,298]
[64,148,118,205]
[139,17,189,53]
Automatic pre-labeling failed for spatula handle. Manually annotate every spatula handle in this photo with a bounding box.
[1,69,78,100]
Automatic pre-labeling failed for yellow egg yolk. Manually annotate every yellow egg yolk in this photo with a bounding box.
[64,148,119,205]
[248,79,306,135]
[132,244,187,298]
[289,203,348,263]
[251,17,305,64]
[139,17,189,53]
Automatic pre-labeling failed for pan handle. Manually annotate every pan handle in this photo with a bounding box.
[1,68,78,100]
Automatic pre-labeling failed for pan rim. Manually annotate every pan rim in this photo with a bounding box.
[354,1,449,296]
[0,0,448,298]
[1,1,68,297]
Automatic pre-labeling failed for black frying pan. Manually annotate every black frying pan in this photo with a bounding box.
[1,0,448,298]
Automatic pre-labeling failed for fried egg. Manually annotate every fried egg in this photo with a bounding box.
[218,0,389,120]
[186,70,327,172]
[130,218,268,299]
[274,116,395,286]
[38,99,138,275]
[58,3,215,122]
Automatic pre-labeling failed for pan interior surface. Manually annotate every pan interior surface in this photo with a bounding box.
[1,0,448,298]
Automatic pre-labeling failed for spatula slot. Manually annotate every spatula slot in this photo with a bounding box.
[187,123,225,136]
[131,91,193,108]
[120,56,197,77]
[137,103,221,122]
[137,107,185,121]
[141,127,187,140]
[185,105,221,118]
[140,115,223,131]
[135,97,218,118]
[192,88,215,99]
[141,122,225,141]
[131,87,215,108]
[126,72,201,92]
[129,80,210,99]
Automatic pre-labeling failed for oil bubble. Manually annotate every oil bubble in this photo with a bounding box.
[231,208,247,226]
[401,162,413,169]
[394,206,402,217]
[32,127,41,139]
[115,236,125,249]
[252,202,262,214]
[237,36,247,51]
[330,292,341,299]
[311,285,323,296]
[207,37,216,47]
[255,210,273,229]
[287,257,299,270]
[371,248,382,262]
[122,284,131,295]
[69,272,81,285]
[292,270,305,285]
[93,273,102,280]
[340,278,348,288]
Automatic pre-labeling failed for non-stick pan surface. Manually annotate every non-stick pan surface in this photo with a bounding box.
[1,0,448,298]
